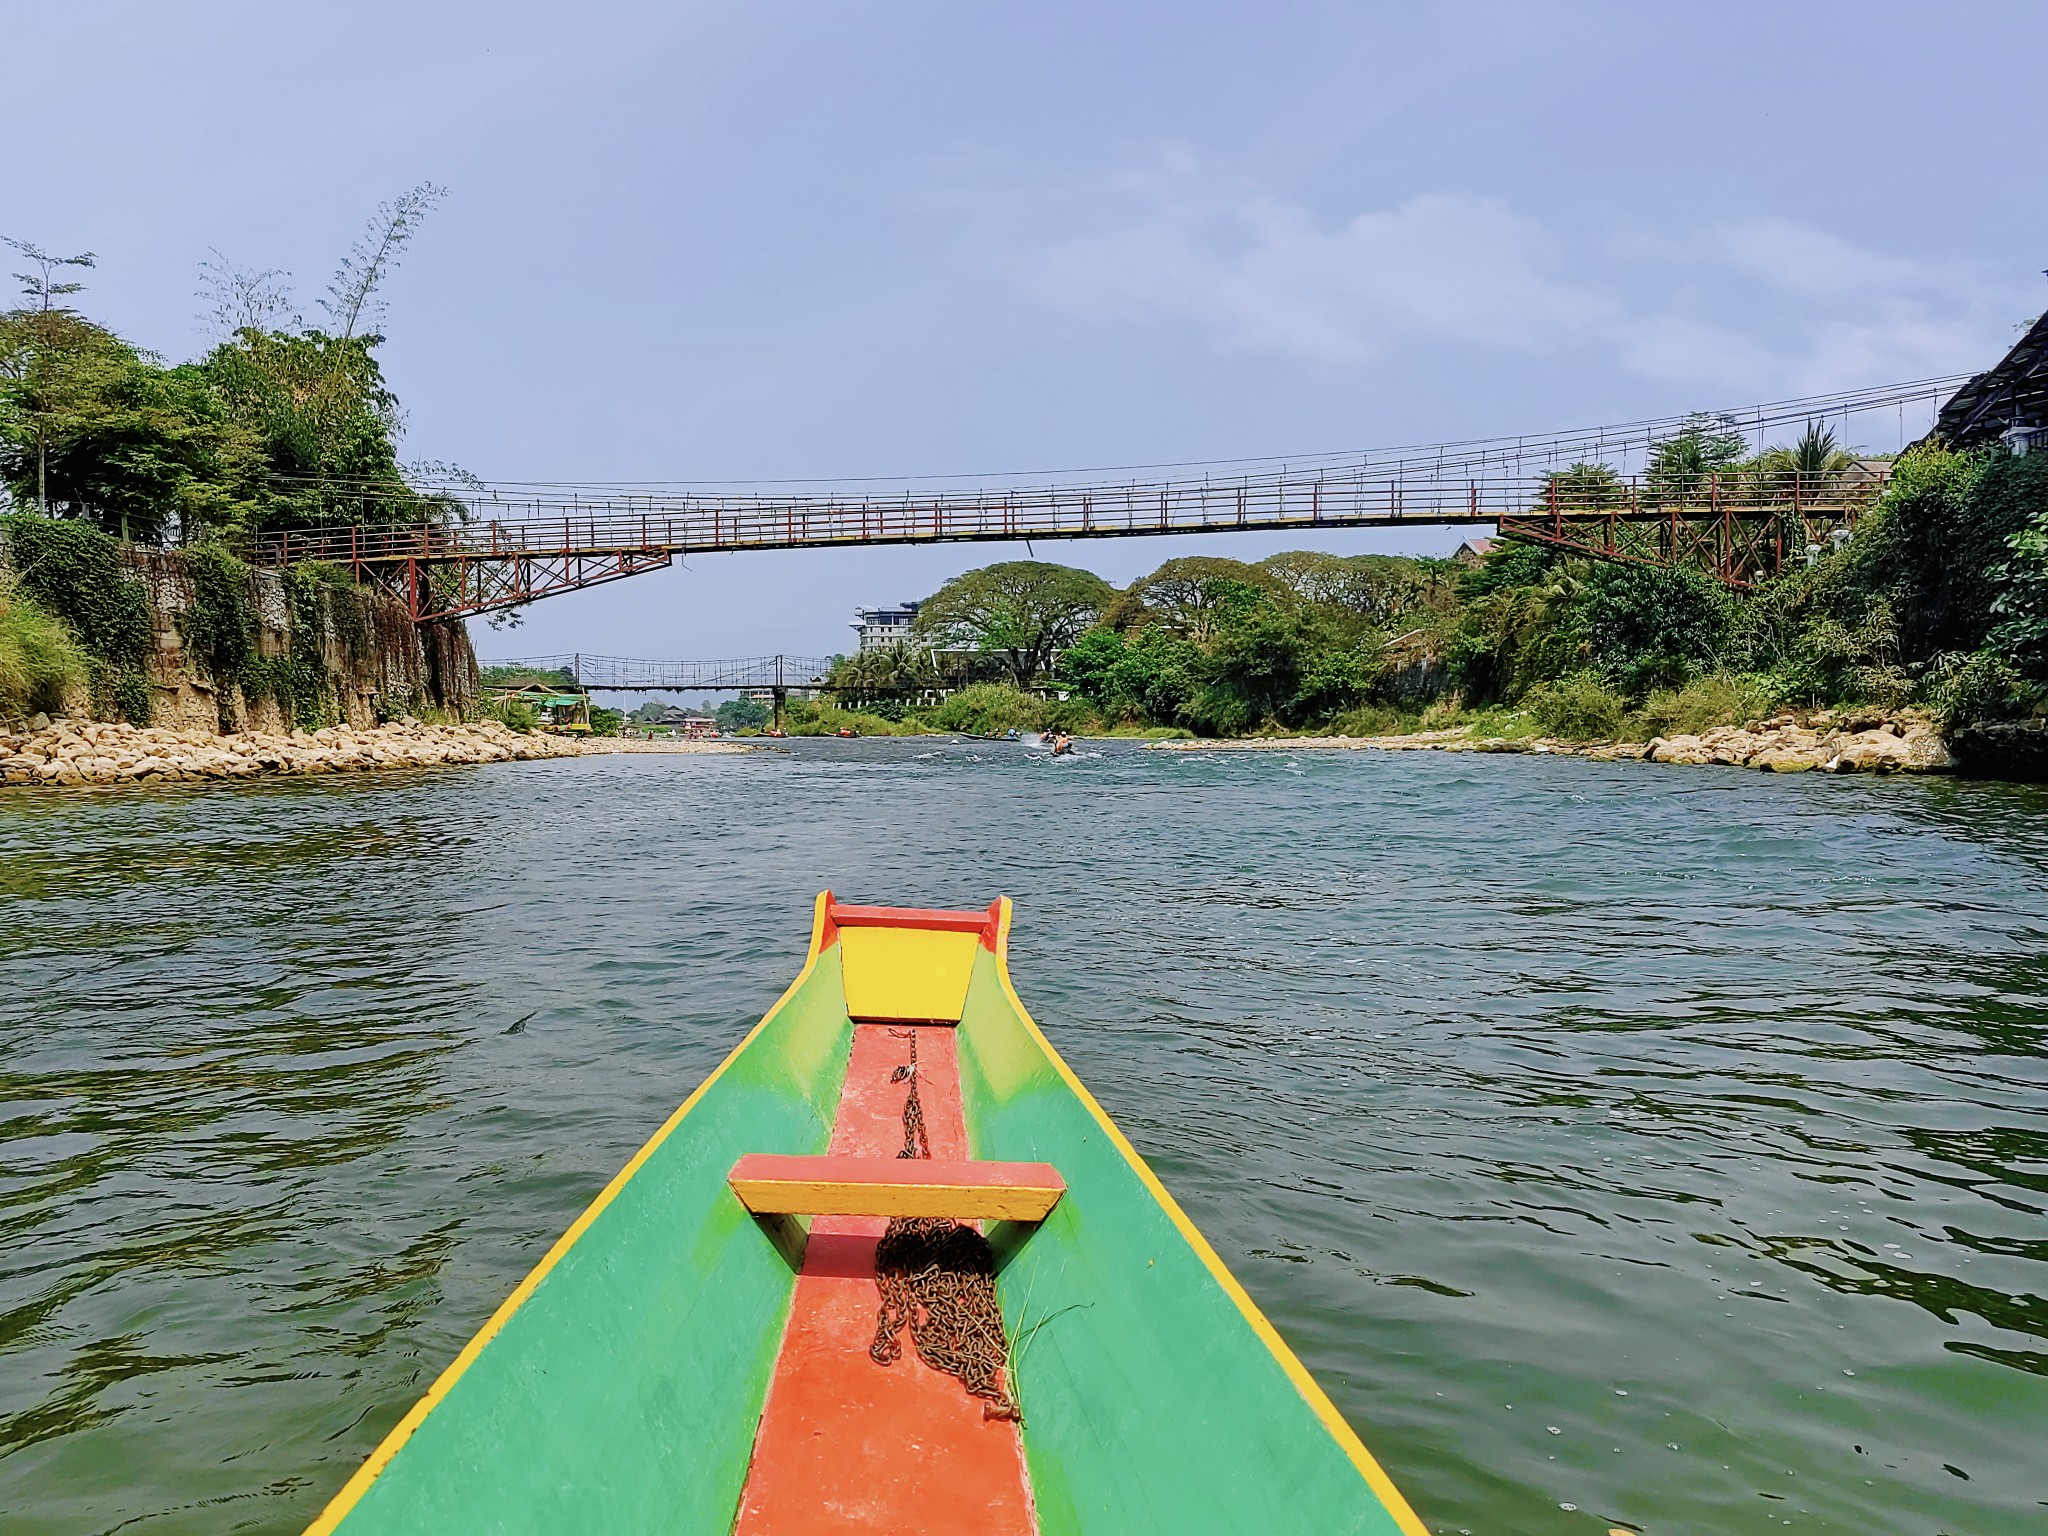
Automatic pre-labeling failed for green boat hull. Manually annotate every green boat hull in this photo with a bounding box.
[305,894,1424,1535]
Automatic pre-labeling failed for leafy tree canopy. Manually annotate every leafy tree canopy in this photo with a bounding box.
[1122,556,1286,642]
[912,560,1112,685]
[1,186,457,544]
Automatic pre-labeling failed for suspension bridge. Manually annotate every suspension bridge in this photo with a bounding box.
[254,376,1965,622]
[483,654,837,691]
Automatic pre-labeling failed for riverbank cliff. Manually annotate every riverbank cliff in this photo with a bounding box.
[0,520,478,733]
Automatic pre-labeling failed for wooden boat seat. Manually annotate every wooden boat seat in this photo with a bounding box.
[729,1153,1065,1222]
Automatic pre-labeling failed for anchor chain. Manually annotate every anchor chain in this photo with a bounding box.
[868,1029,1021,1421]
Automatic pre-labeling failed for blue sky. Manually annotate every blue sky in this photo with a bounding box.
[8,2,2044,661]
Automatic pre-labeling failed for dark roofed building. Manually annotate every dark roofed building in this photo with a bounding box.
[1932,306,2048,454]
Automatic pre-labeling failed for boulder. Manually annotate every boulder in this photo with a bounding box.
[1898,723,1956,772]
[1749,742,1827,772]
[1831,730,1915,773]
[1649,735,1715,766]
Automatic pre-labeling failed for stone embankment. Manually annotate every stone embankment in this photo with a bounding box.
[0,718,751,788]
[1151,709,1956,775]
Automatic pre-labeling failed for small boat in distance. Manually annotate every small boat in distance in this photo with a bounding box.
[302,895,1427,1535]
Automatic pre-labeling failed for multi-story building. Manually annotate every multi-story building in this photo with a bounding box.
[851,603,922,652]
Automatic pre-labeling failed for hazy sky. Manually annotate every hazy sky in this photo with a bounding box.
[8,2,2045,661]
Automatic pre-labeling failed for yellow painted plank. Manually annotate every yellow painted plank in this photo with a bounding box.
[729,1153,1064,1221]
[838,926,980,1022]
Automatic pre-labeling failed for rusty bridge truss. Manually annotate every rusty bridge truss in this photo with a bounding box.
[485,654,836,691]
[253,377,1962,622]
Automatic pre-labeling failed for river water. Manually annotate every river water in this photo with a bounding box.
[3,741,2045,1535]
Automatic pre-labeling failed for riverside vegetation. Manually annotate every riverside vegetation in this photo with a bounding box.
[810,426,2048,774]
[0,198,529,784]
[7,209,2047,776]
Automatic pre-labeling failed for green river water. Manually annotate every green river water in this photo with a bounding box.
[2,740,2045,1534]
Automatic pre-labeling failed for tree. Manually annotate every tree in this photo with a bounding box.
[187,184,455,535]
[1194,582,1307,732]
[716,696,770,731]
[197,327,439,532]
[1579,562,1733,696]
[1259,550,1457,624]
[322,184,448,341]
[1125,556,1287,642]
[1055,623,1204,724]
[0,191,456,544]
[2,238,95,516]
[912,561,1112,684]
[826,640,944,704]
[0,311,248,542]
[1534,461,1626,511]
[1646,413,1749,501]
[1759,420,1854,487]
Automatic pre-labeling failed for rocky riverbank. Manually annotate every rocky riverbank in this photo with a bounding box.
[0,718,753,788]
[1150,709,1958,775]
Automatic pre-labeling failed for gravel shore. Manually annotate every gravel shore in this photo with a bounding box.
[0,718,755,789]
[1147,709,1957,775]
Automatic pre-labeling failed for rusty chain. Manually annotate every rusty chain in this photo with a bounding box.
[868,1028,1021,1421]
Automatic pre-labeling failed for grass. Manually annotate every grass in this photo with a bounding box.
[1637,672,1779,737]
[0,578,89,721]
[1522,674,1628,740]
[479,698,539,733]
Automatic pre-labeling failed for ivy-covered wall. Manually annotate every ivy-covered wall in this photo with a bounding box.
[0,515,477,731]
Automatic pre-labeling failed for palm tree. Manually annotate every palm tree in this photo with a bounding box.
[1757,421,1854,502]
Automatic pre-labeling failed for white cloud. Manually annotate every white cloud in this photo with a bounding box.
[1719,217,1935,300]
[994,159,2017,397]
[1025,188,1613,362]
[1611,315,1782,392]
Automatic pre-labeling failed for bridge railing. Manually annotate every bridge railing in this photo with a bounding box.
[253,466,1890,567]
[485,654,839,690]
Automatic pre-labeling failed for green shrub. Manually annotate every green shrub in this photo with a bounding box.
[183,545,256,682]
[109,666,152,726]
[1328,704,1414,737]
[782,699,914,736]
[482,698,538,733]
[1922,648,2041,726]
[1458,705,1542,740]
[1523,673,1627,739]
[589,706,624,736]
[924,683,1045,735]
[0,579,88,718]
[0,514,153,668]
[1638,672,1776,737]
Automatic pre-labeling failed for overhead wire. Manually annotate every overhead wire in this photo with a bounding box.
[265,374,1971,511]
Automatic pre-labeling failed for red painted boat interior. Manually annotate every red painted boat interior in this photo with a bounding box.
[819,895,1004,951]
[732,1023,1036,1534]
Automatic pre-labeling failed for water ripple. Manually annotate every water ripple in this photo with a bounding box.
[2,745,2045,1533]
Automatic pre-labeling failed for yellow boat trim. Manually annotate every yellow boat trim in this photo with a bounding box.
[837,924,979,1022]
[300,893,837,1536]
[987,897,1431,1536]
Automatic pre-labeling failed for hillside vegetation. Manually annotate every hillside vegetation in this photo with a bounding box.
[820,438,2048,742]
